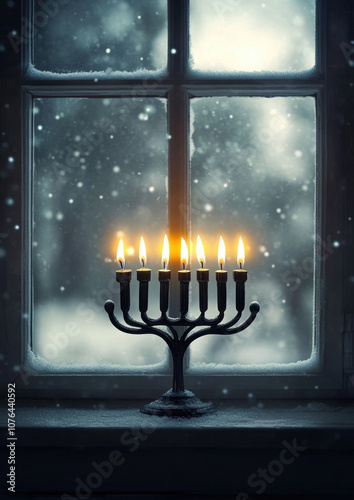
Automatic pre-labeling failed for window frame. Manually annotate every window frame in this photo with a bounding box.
[6,0,352,399]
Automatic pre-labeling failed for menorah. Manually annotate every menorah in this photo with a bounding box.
[104,236,260,417]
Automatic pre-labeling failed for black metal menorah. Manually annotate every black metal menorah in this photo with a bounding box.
[104,257,260,417]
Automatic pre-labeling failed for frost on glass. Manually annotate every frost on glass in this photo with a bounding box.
[32,0,167,75]
[32,97,168,370]
[189,96,316,368]
[190,0,315,74]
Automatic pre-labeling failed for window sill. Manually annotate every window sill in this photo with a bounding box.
[4,398,354,447]
[1,399,354,496]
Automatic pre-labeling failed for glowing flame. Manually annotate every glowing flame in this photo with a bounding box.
[139,236,147,267]
[181,237,189,268]
[117,238,125,268]
[162,234,169,268]
[218,236,225,269]
[237,237,245,267]
[196,235,206,267]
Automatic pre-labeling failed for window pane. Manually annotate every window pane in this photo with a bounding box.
[189,96,316,368]
[190,0,316,74]
[32,97,168,370]
[32,0,167,75]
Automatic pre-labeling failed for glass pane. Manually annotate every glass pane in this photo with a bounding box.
[32,0,167,75]
[32,97,168,370]
[190,0,316,74]
[189,96,316,368]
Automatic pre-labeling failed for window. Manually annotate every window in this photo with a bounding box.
[3,0,352,398]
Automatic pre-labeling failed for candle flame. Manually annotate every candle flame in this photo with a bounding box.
[181,237,189,268]
[117,238,125,268]
[139,236,147,267]
[218,236,225,268]
[162,234,169,268]
[238,236,245,267]
[196,235,206,267]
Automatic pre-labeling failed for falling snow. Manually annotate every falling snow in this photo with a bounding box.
[190,1,315,73]
[21,1,320,371]
[190,96,315,366]
[33,96,168,367]
[32,0,168,75]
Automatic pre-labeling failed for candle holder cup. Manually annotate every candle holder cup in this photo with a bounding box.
[104,273,260,417]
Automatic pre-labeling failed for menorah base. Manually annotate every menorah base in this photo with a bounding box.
[140,389,215,417]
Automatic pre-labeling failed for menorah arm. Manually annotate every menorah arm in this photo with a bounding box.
[145,312,225,327]
[179,312,225,343]
[181,301,260,353]
[219,308,259,336]
[104,300,141,334]
[140,311,226,344]
[134,311,225,343]
[217,311,242,330]
[104,300,175,351]
[179,310,244,344]
[141,312,179,342]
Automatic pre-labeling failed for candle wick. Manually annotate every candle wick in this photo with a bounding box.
[142,259,145,268]
[220,262,223,271]
[163,261,166,269]
[119,259,123,269]
[201,261,204,269]
[240,262,243,270]
[183,263,186,270]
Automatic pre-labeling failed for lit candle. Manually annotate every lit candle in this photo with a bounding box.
[178,237,191,316]
[158,235,171,314]
[215,236,227,313]
[115,238,132,313]
[136,237,151,313]
[196,235,209,313]
[233,237,247,312]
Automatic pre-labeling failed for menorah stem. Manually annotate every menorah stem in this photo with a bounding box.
[172,349,185,392]
[142,341,214,416]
